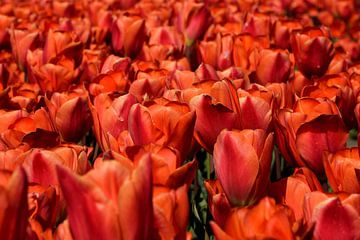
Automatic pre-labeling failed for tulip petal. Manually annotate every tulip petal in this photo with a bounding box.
[313,198,360,240]
[128,104,164,145]
[296,115,348,174]
[56,165,121,240]
[0,167,28,240]
[214,130,259,206]
[118,154,153,240]
[190,95,239,152]
[55,96,92,142]
[210,221,235,240]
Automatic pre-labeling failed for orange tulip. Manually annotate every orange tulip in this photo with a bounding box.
[213,129,273,206]
[153,185,190,240]
[210,197,297,240]
[323,147,360,193]
[56,155,153,240]
[270,167,323,220]
[301,73,356,128]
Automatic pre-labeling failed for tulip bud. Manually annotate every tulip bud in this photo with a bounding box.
[213,129,273,206]
[291,27,334,78]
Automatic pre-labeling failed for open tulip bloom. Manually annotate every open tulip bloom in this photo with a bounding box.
[0,0,360,239]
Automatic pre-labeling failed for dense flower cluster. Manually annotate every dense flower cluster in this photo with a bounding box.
[0,0,359,239]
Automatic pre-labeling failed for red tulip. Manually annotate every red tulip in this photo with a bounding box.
[198,34,234,70]
[237,84,273,131]
[255,48,292,85]
[0,167,28,240]
[301,73,355,128]
[303,192,360,240]
[213,129,273,206]
[173,1,211,44]
[273,19,302,49]
[274,98,348,174]
[31,63,75,93]
[111,16,147,58]
[46,90,92,142]
[90,93,137,152]
[9,29,39,69]
[242,13,271,38]
[291,27,334,78]
[43,29,83,67]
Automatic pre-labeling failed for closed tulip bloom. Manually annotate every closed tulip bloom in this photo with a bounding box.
[46,91,92,143]
[111,16,146,58]
[291,27,334,79]
[255,49,292,85]
[213,129,274,206]
[56,155,153,240]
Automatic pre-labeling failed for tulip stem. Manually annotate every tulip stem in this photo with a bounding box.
[92,142,99,164]
[275,146,281,180]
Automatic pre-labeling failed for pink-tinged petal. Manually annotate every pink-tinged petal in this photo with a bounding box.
[128,104,164,146]
[56,165,121,240]
[239,96,272,130]
[296,115,348,174]
[118,154,153,240]
[55,96,92,142]
[190,95,239,152]
[214,130,259,206]
[313,198,360,240]
[0,167,28,240]
[22,149,63,186]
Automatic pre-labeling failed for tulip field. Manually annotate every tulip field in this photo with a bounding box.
[1,0,360,239]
